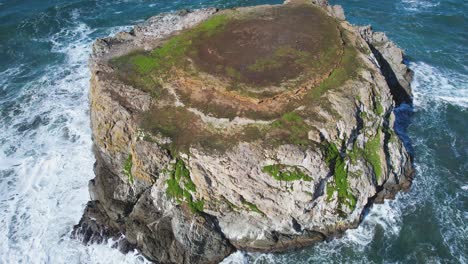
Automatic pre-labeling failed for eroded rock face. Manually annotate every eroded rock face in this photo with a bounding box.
[73,0,414,262]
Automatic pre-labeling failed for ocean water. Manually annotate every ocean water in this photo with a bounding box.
[0,0,466,263]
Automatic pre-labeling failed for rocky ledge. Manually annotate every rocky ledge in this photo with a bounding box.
[72,0,414,263]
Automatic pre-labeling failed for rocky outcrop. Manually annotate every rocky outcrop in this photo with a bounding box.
[73,0,413,263]
[358,25,413,105]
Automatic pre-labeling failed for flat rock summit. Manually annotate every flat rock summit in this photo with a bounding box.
[73,0,414,263]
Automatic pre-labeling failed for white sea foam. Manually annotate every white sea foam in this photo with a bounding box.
[400,0,440,12]
[0,18,145,264]
[0,66,22,90]
[221,251,249,264]
[411,62,468,109]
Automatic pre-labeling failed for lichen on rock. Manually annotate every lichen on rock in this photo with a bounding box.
[73,0,414,263]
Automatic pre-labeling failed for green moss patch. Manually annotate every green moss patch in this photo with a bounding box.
[324,143,357,212]
[111,4,343,104]
[241,200,265,216]
[262,164,312,182]
[347,141,360,165]
[110,13,229,91]
[375,101,384,116]
[268,112,311,146]
[111,14,229,77]
[307,44,359,101]
[346,131,383,181]
[363,130,383,181]
[114,5,368,157]
[123,154,134,184]
[140,105,269,154]
[140,108,313,155]
[360,110,368,120]
[166,159,205,213]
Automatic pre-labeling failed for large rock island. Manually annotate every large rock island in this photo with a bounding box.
[73,0,414,263]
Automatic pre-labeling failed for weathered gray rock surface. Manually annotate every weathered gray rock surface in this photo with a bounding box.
[73,0,414,263]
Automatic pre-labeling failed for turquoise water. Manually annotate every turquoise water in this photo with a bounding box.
[0,0,466,263]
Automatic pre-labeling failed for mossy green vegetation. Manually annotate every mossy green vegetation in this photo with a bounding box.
[110,13,229,90]
[363,130,382,181]
[241,200,265,216]
[130,55,157,74]
[247,46,314,73]
[307,44,358,100]
[165,159,205,213]
[345,131,383,181]
[359,110,368,120]
[140,107,314,155]
[134,34,361,156]
[262,164,312,181]
[324,143,357,212]
[119,6,364,157]
[375,101,384,116]
[146,13,229,72]
[141,106,197,142]
[111,4,343,101]
[269,112,311,146]
[140,105,247,154]
[347,141,360,165]
[326,182,335,199]
[110,51,165,97]
[325,143,340,165]
[123,154,134,184]
[385,125,398,143]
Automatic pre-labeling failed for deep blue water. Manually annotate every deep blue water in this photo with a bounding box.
[0,0,466,263]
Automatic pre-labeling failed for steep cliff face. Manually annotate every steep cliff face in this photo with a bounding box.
[73,0,413,263]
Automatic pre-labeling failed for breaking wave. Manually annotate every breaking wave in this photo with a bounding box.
[400,0,440,12]
[0,10,146,264]
[411,62,468,109]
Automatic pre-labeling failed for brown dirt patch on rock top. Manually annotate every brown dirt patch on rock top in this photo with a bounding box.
[190,4,342,89]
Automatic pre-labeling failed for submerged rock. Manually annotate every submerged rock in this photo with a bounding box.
[74,0,414,262]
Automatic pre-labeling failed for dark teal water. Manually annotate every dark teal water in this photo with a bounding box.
[0,0,466,263]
